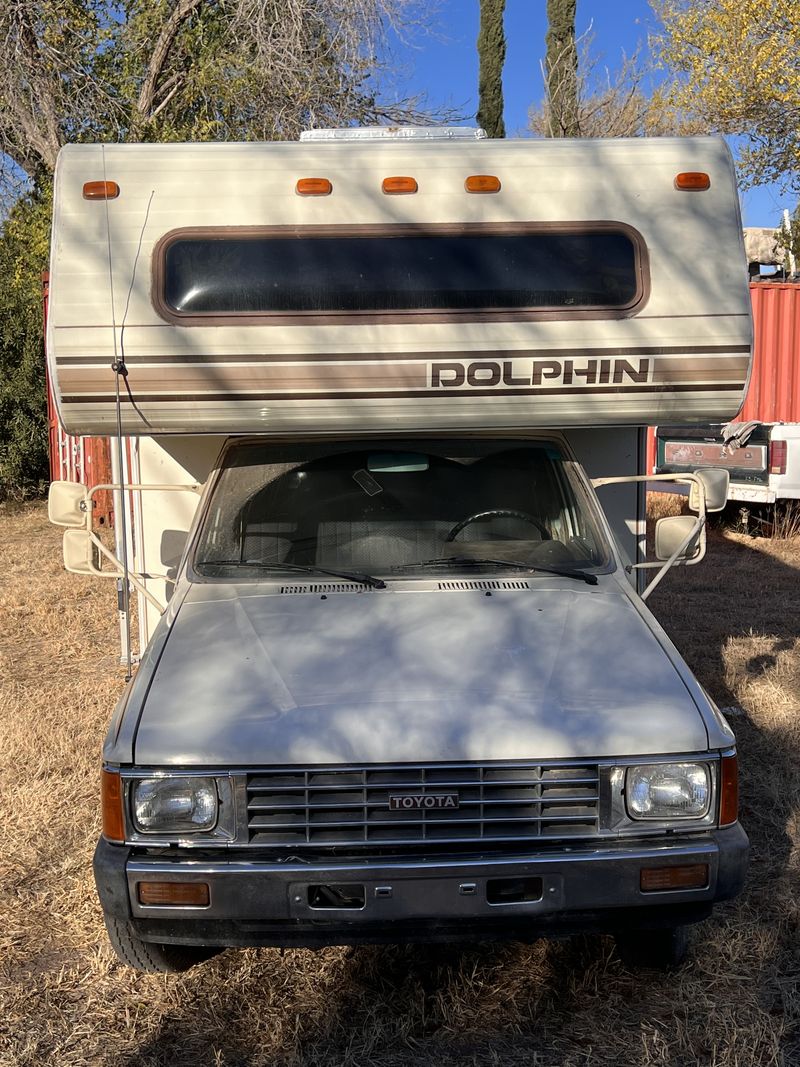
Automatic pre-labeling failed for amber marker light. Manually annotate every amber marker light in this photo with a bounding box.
[83,181,120,200]
[296,178,332,196]
[675,172,711,191]
[465,175,501,193]
[641,864,709,892]
[101,769,125,843]
[138,882,210,907]
[382,176,418,195]
[719,753,739,826]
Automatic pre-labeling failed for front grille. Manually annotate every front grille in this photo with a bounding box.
[245,761,600,848]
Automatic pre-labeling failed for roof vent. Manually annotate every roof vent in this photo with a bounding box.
[300,127,487,143]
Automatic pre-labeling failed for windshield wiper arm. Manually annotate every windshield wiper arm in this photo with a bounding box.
[198,560,386,589]
[394,556,598,585]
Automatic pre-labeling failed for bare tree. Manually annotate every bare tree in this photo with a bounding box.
[0,0,445,191]
[531,28,690,139]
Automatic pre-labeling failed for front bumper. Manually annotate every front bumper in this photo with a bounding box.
[95,825,748,948]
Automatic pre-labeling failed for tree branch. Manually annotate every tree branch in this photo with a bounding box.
[135,0,205,127]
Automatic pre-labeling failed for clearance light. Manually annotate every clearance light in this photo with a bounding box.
[641,864,709,892]
[83,181,120,200]
[465,175,501,193]
[101,769,125,843]
[675,172,711,191]
[382,176,418,195]
[137,881,210,907]
[296,178,332,196]
[719,753,739,826]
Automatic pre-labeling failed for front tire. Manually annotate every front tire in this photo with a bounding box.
[103,914,221,973]
[614,925,689,970]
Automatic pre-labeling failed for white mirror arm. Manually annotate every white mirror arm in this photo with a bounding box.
[591,473,709,600]
[87,532,166,613]
[77,482,199,616]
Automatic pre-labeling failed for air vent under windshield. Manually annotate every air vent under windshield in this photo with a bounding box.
[437,579,530,591]
[280,583,372,594]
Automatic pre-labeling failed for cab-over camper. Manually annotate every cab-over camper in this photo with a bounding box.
[47,130,750,972]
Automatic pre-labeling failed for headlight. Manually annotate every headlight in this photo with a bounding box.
[626,763,710,820]
[132,777,218,833]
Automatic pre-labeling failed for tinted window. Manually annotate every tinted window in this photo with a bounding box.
[162,228,642,317]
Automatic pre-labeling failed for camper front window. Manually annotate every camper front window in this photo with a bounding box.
[157,223,646,323]
[193,441,609,581]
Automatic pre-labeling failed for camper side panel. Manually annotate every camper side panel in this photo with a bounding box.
[48,138,751,437]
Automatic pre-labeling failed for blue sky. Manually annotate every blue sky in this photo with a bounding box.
[392,0,794,227]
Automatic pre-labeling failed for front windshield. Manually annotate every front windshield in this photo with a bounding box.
[194,440,610,579]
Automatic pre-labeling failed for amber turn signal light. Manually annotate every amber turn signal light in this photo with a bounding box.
[640,864,709,892]
[382,176,418,194]
[296,178,332,196]
[83,181,120,200]
[675,172,711,191]
[465,175,501,193]
[101,769,124,843]
[719,752,739,826]
[137,881,210,907]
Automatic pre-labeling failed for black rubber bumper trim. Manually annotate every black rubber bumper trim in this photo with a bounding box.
[129,903,714,948]
[712,822,749,900]
[93,838,133,920]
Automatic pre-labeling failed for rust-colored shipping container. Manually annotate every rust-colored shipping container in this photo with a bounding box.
[647,282,800,474]
[742,283,800,423]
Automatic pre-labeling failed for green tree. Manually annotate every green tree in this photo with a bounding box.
[653,0,800,190]
[0,0,444,497]
[0,187,51,500]
[544,0,578,137]
[476,0,506,138]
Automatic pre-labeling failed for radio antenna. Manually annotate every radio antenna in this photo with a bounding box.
[102,143,133,682]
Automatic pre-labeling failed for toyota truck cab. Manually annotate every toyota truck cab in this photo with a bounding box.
[46,131,751,970]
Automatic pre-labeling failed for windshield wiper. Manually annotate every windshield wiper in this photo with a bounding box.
[393,556,598,585]
[197,560,386,589]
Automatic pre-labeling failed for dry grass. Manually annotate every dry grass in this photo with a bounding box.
[1,500,799,1067]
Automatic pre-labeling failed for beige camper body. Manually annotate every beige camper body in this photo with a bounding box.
[48,136,751,437]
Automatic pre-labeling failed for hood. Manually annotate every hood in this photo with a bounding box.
[133,581,709,765]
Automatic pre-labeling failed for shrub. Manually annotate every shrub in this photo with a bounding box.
[0,185,51,500]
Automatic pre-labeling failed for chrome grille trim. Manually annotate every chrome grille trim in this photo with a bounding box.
[245,761,600,848]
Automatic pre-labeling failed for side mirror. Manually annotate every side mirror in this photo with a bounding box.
[49,481,88,527]
[62,529,102,575]
[689,468,729,513]
[654,516,701,561]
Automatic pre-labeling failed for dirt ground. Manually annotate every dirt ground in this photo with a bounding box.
[1,501,799,1067]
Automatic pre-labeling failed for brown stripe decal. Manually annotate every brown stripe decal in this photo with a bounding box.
[54,343,752,367]
[62,382,745,404]
[57,363,430,395]
[56,354,750,399]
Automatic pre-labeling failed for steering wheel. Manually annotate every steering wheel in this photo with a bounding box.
[445,509,551,542]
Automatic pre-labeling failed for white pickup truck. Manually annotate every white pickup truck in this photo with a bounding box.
[46,131,750,972]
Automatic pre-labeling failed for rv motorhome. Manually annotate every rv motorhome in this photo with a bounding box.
[47,131,750,972]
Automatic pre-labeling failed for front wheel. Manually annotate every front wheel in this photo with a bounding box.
[103,914,222,973]
[613,925,689,970]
